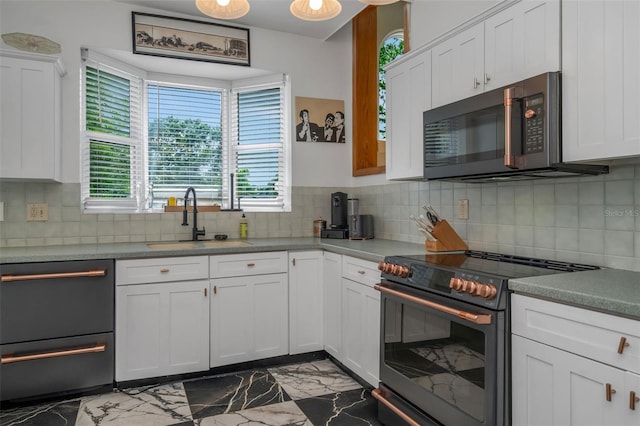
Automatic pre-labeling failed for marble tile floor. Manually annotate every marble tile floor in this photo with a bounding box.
[0,359,383,426]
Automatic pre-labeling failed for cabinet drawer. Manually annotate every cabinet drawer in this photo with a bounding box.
[116,256,208,285]
[512,294,640,373]
[342,256,380,287]
[210,251,287,278]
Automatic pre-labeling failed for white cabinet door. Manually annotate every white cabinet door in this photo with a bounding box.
[0,52,64,181]
[512,334,627,426]
[562,0,640,161]
[288,251,323,355]
[342,278,380,387]
[484,0,560,90]
[323,251,342,360]
[385,49,432,180]
[210,273,288,367]
[115,280,209,381]
[432,23,484,107]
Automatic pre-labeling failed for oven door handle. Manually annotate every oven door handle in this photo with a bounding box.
[371,388,421,426]
[375,284,492,325]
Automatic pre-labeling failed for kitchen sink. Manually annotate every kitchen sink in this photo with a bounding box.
[146,240,251,250]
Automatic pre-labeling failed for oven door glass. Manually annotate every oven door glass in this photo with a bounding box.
[381,285,500,425]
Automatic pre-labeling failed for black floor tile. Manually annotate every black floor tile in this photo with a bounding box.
[0,399,80,426]
[295,388,382,426]
[183,369,291,420]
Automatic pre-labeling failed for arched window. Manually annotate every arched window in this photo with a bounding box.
[378,32,405,140]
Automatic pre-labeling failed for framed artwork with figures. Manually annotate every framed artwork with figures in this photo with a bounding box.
[295,97,345,143]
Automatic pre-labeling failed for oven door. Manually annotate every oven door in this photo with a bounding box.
[376,282,505,426]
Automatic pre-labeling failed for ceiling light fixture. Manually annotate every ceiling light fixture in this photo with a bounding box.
[359,0,400,5]
[195,0,250,20]
[290,0,343,22]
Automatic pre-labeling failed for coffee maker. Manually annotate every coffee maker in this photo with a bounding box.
[321,192,349,239]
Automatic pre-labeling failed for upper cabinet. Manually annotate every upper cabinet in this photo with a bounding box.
[385,49,432,180]
[432,0,560,108]
[562,0,640,162]
[0,50,65,182]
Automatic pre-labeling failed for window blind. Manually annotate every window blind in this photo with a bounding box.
[231,80,289,211]
[146,83,224,206]
[81,60,143,211]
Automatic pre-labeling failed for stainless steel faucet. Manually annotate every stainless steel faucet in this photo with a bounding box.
[182,187,205,241]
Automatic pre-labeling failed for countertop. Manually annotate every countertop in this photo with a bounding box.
[509,268,640,320]
[2,238,638,320]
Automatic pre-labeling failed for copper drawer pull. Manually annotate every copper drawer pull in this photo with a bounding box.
[618,336,629,354]
[160,268,170,273]
[1,270,106,282]
[357,270,366,275]
[631,391,639,410]
[247,263,256,267]
[1,344,107,364]
[606,383,617,401]
[375,284,492,325]
[371,388,420,426]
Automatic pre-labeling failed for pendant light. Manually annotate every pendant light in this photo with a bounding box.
[359,0,400,5]
[290,0,342,22]
[195,0,250,20]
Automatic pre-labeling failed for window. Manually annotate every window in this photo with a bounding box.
[378,32,405,140]
[81,50,290,213]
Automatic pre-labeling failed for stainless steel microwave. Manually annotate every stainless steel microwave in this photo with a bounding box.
[423,72,608,182]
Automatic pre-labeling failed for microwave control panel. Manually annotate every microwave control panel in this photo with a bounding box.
[524,94,545,154]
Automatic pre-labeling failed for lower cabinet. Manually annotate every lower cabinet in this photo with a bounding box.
[210,252,288,368]
[340,256,381,388]
[115,256,210,381]
[511,294,640,426]
[288,251,324,355]
[323,251,343,360]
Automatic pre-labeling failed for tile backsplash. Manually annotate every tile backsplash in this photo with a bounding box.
[1,164,639,271]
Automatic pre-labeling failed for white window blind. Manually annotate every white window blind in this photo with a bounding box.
[231,78,290,212]
[81,53,143,211]
[146,83,224,206]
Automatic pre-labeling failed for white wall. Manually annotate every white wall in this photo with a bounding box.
[0,0,353,187]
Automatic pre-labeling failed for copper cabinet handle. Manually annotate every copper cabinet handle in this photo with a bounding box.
[1,344,106,364]
[292,258,296,267]
[357,270,366,275]
[630,391,639,410]
[247,263,256,267]
[1,269,106,282]
[160,268,170,273]
[617,336,629,354]
[213,285,217,295]
[204,288,207,297]
[371,388,420,426]
[375,284,492,325]
[606,383,617,402]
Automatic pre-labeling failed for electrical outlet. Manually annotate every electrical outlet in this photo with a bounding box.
[458,199,469,220]
[27,203,48,221]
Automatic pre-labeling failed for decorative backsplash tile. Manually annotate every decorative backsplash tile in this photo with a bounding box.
[0,164,638,271]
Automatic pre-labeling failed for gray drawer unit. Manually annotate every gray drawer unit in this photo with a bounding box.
[0,259,115,401]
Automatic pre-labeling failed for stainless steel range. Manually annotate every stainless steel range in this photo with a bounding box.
[372,250,598,426]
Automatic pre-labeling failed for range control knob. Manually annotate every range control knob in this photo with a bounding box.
[378,262,410,278]
[449,277,497,300]
[525,109,537,119]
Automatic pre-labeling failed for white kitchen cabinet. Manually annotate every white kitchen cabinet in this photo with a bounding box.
[432,22,484,107]
[115,257,209,381]
[562,0,640,161]
[323,251,343,360]
[341,256,381,388]
[511,294,640,426]
[385,49,431,180]
[431,0,560,107]
[209,252,288,367]
[0,50,65,181]
[288,251,323,355]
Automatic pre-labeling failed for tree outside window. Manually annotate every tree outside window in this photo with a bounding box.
[378,34,404,140]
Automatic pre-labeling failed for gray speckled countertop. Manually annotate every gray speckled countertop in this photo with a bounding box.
[2,239,638,320]
[509,269,640,320]
[0,237,429,264]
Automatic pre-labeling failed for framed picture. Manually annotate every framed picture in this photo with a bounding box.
[132,12,250,66]
[295,97,346,143]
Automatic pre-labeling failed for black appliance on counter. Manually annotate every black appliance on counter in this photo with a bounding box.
[1,260,114,402]
[321,191,349,239]
[423,72,608,182]
[373,251,599,426]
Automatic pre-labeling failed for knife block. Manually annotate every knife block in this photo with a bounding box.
[425,220,469,252]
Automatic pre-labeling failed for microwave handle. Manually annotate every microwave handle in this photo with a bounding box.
[504,87,522,169]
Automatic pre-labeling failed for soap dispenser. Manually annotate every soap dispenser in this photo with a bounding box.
[239,213,248,239]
